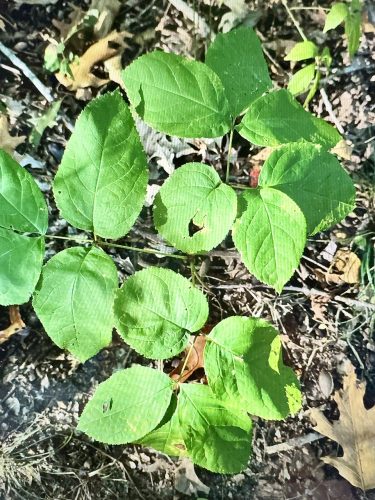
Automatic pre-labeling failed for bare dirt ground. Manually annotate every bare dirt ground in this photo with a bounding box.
[0,0,374,498]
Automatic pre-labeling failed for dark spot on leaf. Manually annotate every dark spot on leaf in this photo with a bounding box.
[175,443,187,451]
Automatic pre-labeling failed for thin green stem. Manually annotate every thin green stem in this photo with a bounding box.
[177,338,197,382]
[290,6,329,11]
[44,234,188,260]
[304,67,321,108]
[230,183,250,190]
[44,234,91,243]
[281,0,307,40]
[190,257,197,287]
[225,126,235,184]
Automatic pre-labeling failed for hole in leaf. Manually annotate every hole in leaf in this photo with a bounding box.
[108,41,121,50]
[188,218,203,237]
[102,398,113,413]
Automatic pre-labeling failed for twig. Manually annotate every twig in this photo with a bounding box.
[168,0,211,39]
[266,432,323,454]
[0,41,53,102]
[281,0,307,41]
[320,88,345,134]
[283,286,375,311]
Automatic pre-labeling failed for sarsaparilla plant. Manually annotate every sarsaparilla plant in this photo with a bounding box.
[0,27,355,473]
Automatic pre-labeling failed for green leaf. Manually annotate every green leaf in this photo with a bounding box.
[238,90,341,149]
[30,100,62,148]
[285,41,318,61]
[154,163,237,253]
[33,246,118,362]
[259,143,356,234]
[137,395,188,457]
[178,383,252,473]
[345,0,362,58]
[0,149,48,234]
[78,365,174,444]
[232,187,306,292]
[53,91,148,240]
[114,267,208,359]
[287,63,316,96]
[122,51,232,138]
[0,228,44,306]
[323,3,349,32]
[204,316,302,420]
[205,27,272,117]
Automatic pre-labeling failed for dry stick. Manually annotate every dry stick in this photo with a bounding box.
[281,0,307,41]
[320,87,345,134]
[265,432,323,455]
[283,286,375,312]
[0,42,53,102]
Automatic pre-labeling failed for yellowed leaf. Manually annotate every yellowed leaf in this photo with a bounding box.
[56,31,127,90]
[330,139,353,161]
[0,114,26,155]
[0,306,25,345]
[311,365,375,490]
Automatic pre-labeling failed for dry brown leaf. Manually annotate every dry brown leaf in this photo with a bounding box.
[170,335,206,383]
[56,31,127,90]
[52,5,85,40]
[332,249,361,284]
[310,364,375,490]
[0,306,25,345]
[0,114,26,155]
[310,294,330,323]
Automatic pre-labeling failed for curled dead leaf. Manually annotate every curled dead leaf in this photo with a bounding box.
[0,306,25,345]
[310,364,375,490]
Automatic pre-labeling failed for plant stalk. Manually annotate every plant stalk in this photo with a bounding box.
[44,234,188,260]
[225,126,235,184]
[177,337,197,382]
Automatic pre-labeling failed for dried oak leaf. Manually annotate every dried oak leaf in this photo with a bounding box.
[56,31,128,90]
[310,365,375,490]
[0,306,25,345]
[0,114,26,155]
